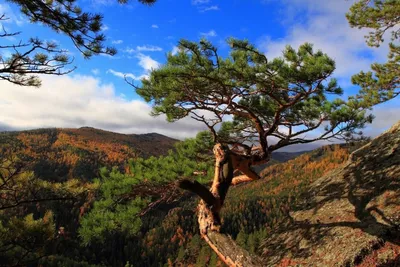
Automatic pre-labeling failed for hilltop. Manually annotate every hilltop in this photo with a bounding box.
[0,127,178,181]
[0,127,305,182]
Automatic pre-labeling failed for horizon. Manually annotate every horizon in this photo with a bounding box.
[1,0,399,151]
[0,123,390,153]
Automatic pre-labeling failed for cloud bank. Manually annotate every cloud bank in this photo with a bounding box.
[0,75,206,139]
[259,0,388,79]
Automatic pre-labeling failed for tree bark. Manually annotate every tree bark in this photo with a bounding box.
[178,143,263,266]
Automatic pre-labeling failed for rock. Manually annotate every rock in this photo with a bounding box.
[261,120,400,266]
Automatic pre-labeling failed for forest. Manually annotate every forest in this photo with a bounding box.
[0,127,361,265]
[0,0,399,266]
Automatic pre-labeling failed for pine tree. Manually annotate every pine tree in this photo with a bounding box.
[236,229,247,248]
[209,251,218,267]
[1,0,157,86]
[196,246,210,267]
[134,37,379,265]
[347,0,400,105]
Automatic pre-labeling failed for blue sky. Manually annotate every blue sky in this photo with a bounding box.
[0,0,399,150]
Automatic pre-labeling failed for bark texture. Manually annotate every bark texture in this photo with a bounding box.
[178,143,263,266]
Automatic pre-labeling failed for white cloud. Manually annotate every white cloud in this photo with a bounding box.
[91,69,100,75]
[259,0,387,79]
[121,49,161,74]
[171,46,180,55]
[191,0,218,12]
[199,5,219,12]
[124,47,136,54]
[200,30,217,38]
[136,45,163,52]
[0,75,206,139]
[99,53,120,60]
[0,4,26,26]
[192,0,210,5]
[112,40,123,45]
[136,53,161,71]
[123,45,162,53]
[151,24,159,29]
[107,69,148,81]
[101,24,109,31]
[91,0,114,5]
[365,105,400,137]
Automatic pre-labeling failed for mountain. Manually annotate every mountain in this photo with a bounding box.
[272,151,309,162]
[0,126,307,181]
[0,127,178,181]
[71,127,179,158]
[252,150,309,174]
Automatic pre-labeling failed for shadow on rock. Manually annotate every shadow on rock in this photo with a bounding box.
[261,122,400,266]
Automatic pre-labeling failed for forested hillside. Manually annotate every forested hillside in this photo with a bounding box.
[0,127,302,184]
[0,127,178,181]
[0,128,361,266]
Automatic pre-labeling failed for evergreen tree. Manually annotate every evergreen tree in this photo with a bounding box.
[78,167,146,245]
[188,234,202,256]
[196,246,210,267]
[0,138,95,265]
[247,233,259,254]
[235,229,247,248]
[133,38,379,264]
[78,132,214,245]
[347,0,400,105]
[176,246,186,262]
[1,0,157,86]
[135,38,373,184]
[0,211,55,265]
[209,251,218,267]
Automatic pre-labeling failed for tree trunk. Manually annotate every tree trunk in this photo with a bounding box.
[178,143,263,267]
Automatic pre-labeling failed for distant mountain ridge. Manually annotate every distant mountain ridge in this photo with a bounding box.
[0,126,313,182]
[0,127,178,181]
[252,150,309,174]
[72,126,179,158]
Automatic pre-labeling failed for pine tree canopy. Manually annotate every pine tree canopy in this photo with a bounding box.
[135,38,374,162]
[1,0,157,86]
[347,0,400,106]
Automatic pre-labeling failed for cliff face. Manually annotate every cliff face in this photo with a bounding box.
[261,121,400,266]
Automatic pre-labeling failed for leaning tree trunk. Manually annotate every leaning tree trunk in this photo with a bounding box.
[178,144,263,267]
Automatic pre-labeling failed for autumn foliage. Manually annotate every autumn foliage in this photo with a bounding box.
[3,127,177,181]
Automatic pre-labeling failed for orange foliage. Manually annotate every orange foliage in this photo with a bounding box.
[171,226,186,246]
[14,129,138,180]
[53,132,135,164]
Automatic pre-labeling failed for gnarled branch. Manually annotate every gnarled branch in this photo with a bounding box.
[178,144,263,266]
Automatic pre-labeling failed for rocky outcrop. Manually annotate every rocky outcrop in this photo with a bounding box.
[261,121,400,266]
